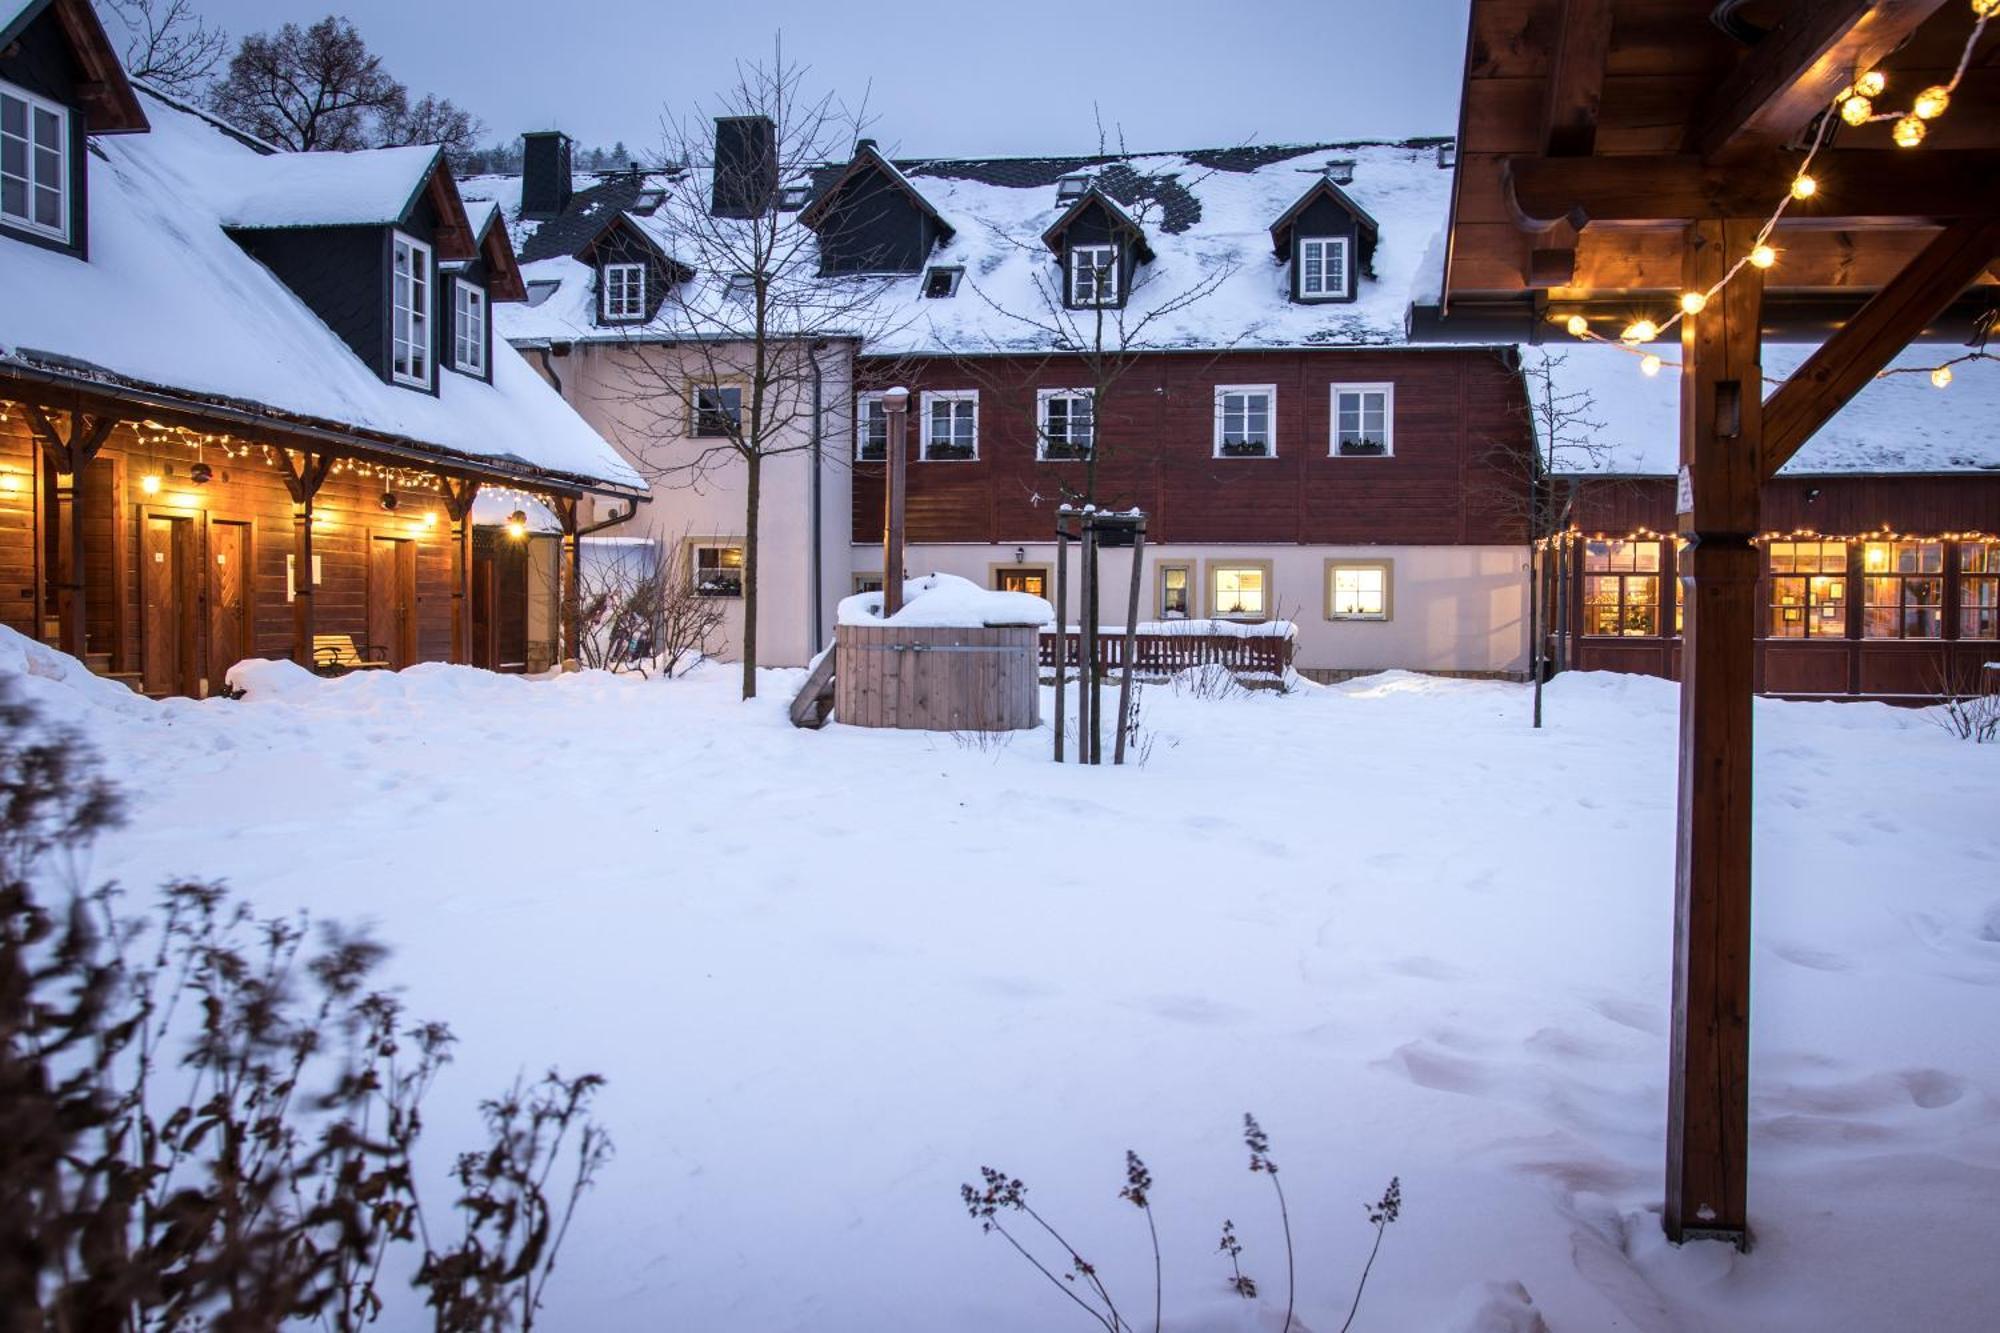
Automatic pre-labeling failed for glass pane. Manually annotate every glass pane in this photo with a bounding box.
[1863,543,1892,574]
[1634,542,1661,573]
[2,95,24,138]
[34,183,58,228]
[32,106,58,150]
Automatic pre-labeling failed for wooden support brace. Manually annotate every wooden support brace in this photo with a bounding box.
[554,496,580,670]
[280,450,335,666]
[24,405,117,658]
[442,478,481,665]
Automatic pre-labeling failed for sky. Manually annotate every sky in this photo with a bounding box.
[169,0,1472,158]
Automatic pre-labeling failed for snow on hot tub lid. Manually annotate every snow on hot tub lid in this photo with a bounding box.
[837,573,1055,629]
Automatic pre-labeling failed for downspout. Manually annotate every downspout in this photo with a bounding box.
[534,344,566,397]
[808,341,827,656]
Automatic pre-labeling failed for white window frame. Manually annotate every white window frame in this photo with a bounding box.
[1207,562,1273,622]
[919,390,980,461]
[1036,388,1095,461]
[0,79,68,242]
[451,278,487,375]
[1298,235,1351,300]
[690,542,745,598]
[1330,383,1395,457]
[1068,243,1119,306]
[601,262,647,322]
[390,232,432,389]
[1327,561,1392,621]
[1213,384,1277,459]
[855,390,887,462]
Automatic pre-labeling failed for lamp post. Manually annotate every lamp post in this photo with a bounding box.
[882,386,910,617]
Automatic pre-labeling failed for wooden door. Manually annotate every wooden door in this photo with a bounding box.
[369,536,418,668]
[141,515,196,696]
[207,521,250,689]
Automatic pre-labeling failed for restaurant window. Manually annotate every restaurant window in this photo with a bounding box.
[1208,562,1271,621]
[1863,540,1943,639]
[1960,542,1999,640]
[1582,539,1661,636]
[1157,562,1192,620]
[1767,540,1847,639]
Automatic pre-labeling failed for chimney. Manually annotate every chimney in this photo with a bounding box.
[521,131,573,220]
[712,115,778,218]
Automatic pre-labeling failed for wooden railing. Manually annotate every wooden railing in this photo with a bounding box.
[1039,627,1294,678]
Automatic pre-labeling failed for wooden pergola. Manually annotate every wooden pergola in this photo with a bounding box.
[1428,0,2000,1247]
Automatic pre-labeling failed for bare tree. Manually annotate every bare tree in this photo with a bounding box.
[108,0,226,94]
[566,532,726,677]
[379,91,487,168]
[601,44,907,699]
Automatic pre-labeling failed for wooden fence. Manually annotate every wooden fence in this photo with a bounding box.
[1039,629,1294,679]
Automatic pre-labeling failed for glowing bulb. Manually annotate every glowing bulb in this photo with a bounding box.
[1641,354,1663,377]
[1565,314,1590,337]
[140,473,162,495]
[1621,319,1658,344]
[0,473,18,494]
[1790,174,1817,200]
[1893,115,1926,147]
[1931,365,1954,389]
[1912,85,1950,120]
[423,510,439,528]
[1749,244,1777,269]
[1840,95,1873,126]
[506,520,527,540]
[1680,291,1708,315]
[1855,69,1887,98]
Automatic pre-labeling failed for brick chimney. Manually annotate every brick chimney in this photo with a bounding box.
[711,115,777,218]
[521,131,573,221]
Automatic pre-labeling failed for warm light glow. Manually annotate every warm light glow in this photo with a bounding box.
[1679,292,1707,315]
[1912,85,1950,120]
[1855,69,1887,98]
[1790,174,1817,200]
[1893,115,1926,148]
[1931,365,1954,389]
[1839,95,1873,126]
[423,510,439,528]
[1565,314,1590,337]
[1749,244,1777,269]
[1641,354,1663,377]
[1620,319,1658,344]
[505,509,528,541]
[0,473,19,495]
[140,473,162,495]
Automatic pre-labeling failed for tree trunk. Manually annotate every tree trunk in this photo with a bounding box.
[740,451,761,700]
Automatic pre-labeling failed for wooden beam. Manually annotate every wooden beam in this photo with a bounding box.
[1762,217,2000,473]
[442,479,480,665]
[279,450,334,666]
[1692,0,1946,160]
[1503,151,2000,231]
[1543,0,1614,157]
[24,405,117,659]
[553,496,580,670]
[1666,217,1765,1249]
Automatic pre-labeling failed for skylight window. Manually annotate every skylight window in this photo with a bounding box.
[1055,173,1091,200]
[1436,143,1457,169]
[633,188,666,214]
[1325,158,1356,185]
[923,265,963,299]
[777,183,813,211]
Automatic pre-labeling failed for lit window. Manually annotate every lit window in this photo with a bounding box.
[921,390,979,460]
[1767,540,1846,639]
[1209,563,1270,620]
[853,573,884,594]
[1068,243,1118,306]
[390,233,432,389]
[1157,563,1192,619]
[1037,389,1094,460]
[1961,542,1999,640]
[1214,385,1275,457]
[1330,384,1393,456]
[452,280,486,375]
[0,81,67,241]
[1862,540,1943,639]
[693,386,742,437]
[1328,563,1390,620]
[992,566,1049,598]
[1583,540,1662,636]
[602,262,647,322]
[856,392,887,461]
[1299,236,1349,300]
[691,544,744,597]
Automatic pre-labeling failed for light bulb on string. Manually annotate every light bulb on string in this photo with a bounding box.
[1749,244,1777,269]
[1641,354,1663,377]
[1893,116,1926,148]
[1931,366,1954,389]
[1839,95,1873,126]
[1855,69,1887,98]
[1680,292,1707,315]
[1565,314,1589,337]
[1790,174,1817,200]
[1912,86,1950,120]
[1621,319,1658,344]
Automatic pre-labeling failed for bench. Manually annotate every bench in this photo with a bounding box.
[311,634,391,676]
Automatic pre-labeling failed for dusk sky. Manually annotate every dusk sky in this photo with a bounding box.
[173,0,1473,158]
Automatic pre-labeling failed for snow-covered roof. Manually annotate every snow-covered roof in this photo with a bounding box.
[465,138,1459,356]
[0,88,640,492]
[1535,343,2000,477]
[217,143,443,230]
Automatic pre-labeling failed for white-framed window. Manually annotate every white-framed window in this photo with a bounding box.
[1298,236,1350,300]
[1330,383,1394,456]
[921,390,979,461]
[855,391,887,462]
[602,262,646,322]
[390,233,432,389]
[1209,562,1271,621]
[1213,384,1276,458]
[1037,388,1094,461]
[451,279,487,375]
[1068,243,1118,306]
[1328,561,1391,621]
[691,543,744,597]
[692,385,743,437]
[1,80,67,241]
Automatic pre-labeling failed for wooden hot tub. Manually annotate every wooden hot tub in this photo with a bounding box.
[834,622,1041,731]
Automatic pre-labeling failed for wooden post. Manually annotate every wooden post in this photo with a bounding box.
[1666,217,1763,1248]
[1113,516,1146,765]
[554,496,581,670]
[24,406,115,660]
[882,387,910,618]
[1079,520,1096,764]
[280,450,334,668]
[1053,507,1071,763]
[442,478,480,665]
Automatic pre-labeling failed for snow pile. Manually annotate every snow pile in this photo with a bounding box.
[838,572,1054,628]
[218,143,443,230]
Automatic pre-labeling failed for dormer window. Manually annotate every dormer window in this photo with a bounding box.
[390,233,432,389]
[1,81,70,242]
[1298,236,1350,301]
[602,262,646,322]
[923,265,963,299]
[1068,244,1119,306]
[452,279,487,375]
[1056,174,1091,200]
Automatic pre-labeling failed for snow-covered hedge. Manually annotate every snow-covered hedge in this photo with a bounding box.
[838,573,1054,629]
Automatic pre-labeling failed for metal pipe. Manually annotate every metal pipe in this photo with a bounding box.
[808,343,826,656]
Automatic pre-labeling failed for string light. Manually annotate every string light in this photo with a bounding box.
[1855,69,1887,98]
[1931,366,1954,389]
[1790,174,1818,199]
[1893,115,1926,148]
[1565,315,1590,337]
[1621,319,1659,344]
[1641,354,1663,377]
[1912,85,1951,119]
[1679,292,1707,315]
[1839,95,1873,125]
[1749,244,1777,269]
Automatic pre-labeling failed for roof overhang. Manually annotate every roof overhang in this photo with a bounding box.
[799,144,956,242]
[1268,176,1381,257]
[2,0,148,133]
[1038,187,1155,262]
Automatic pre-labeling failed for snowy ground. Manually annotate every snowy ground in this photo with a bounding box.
[8,636,1999,1332]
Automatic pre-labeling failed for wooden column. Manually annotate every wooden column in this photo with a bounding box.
[882,387,910,617]
[281,450,334,667]
[554,496,581,669]
[442,479,481,665]
[24,406,116,659]
[1666,217,1763,1248]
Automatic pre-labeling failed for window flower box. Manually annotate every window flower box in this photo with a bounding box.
[1041,443,1092,461]
[1337,438,1387,457]
[925,442,976,461]
[1220,439,1270,458]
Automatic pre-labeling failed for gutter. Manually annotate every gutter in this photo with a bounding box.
[808,341,827,655]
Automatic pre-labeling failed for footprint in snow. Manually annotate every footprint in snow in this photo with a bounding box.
[1587,996,1664,1036]
[1379,1039,1495,1095]
[1136,994,1248,1026]
[1387,954,1471,982]
[1768,940,1855,972]
[1901,1068,1968,1109]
